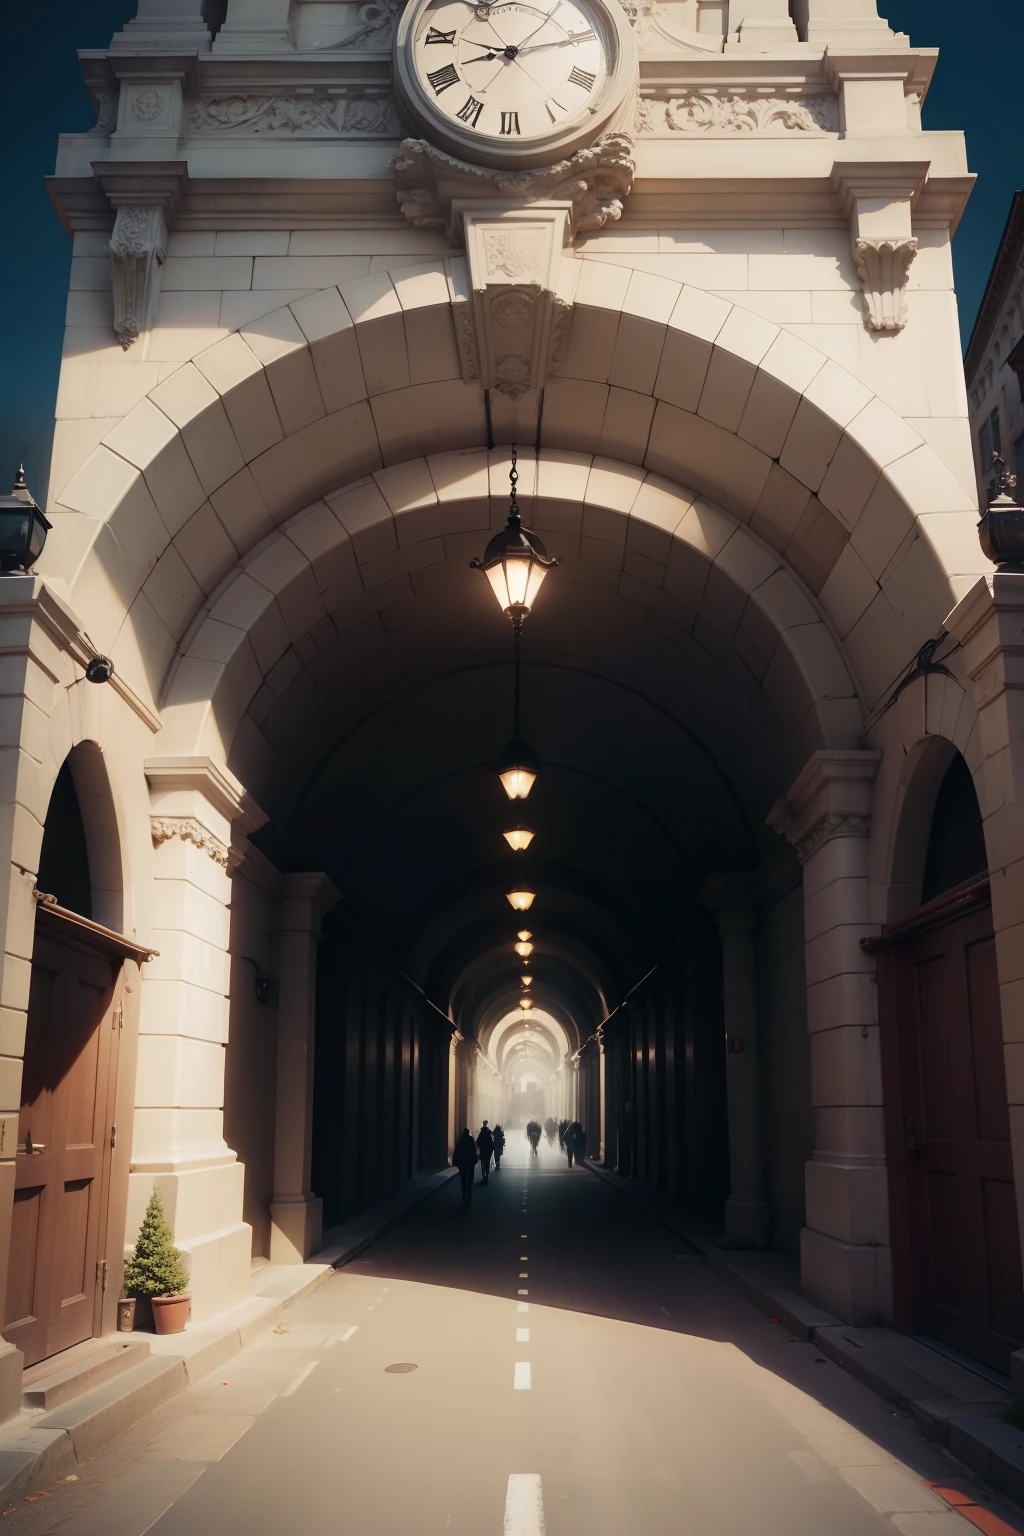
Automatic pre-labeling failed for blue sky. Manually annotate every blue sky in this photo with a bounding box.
[1,0,1020,502]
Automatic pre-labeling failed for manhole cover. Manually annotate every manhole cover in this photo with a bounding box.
[384,1362,418,1374]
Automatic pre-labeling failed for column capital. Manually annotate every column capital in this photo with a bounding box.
[767,749,881,865]
[278,871,341,936]
[946,572,1024,690]
[699,872,755,935]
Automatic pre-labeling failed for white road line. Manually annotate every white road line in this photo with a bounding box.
[339,1325,358,1342]
[504,1473,545,1535]
[283,1360,319,1397]
[517,1302,529,1313]
[514,1362,532,1390]
[516,1328,530,1343]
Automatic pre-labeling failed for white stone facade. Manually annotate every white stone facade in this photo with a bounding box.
[4,0,1022,1415]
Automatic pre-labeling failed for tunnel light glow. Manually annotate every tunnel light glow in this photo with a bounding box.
[493,734,541,802]
[503,826,535,851]
[521,975,532,987]
[515,941,534,958]
[499,766,537,801]
[506,884,536,911]
[517,930,532,941]
[519,999,532,1010]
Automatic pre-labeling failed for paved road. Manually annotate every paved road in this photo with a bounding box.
[6,1138,1019,1535]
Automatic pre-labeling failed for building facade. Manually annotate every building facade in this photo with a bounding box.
[966,191,1024,506]
[3,0,1023,1420]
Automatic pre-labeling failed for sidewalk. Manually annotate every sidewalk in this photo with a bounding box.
[584,1160,1024,1513]
[0,1168,457,1510]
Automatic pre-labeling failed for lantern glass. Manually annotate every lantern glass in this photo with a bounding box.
[499,765,536,801]
[517,930,532,941]
[514,941,533,958]
[519,998,531,1011]
[506,886,535,911]
[503,826,535,851]
[521,974,532,986]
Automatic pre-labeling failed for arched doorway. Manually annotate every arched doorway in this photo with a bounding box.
[5,749,146,1368]
[870,748,1024,1370]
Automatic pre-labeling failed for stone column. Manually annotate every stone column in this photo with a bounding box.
[946,576,1024,1337]
[791,0,896,44]
[214,0,293,53]
[768,749,885,1324]
[726,0,797,49]
[143,757,266,1321]
[700,874,768,1248]
[454,1037,477,1136]
[0,579,88,1420]
[270,873,339,1264]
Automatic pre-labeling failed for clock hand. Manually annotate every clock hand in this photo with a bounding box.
[516,29,596,51]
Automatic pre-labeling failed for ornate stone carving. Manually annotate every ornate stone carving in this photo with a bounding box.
[187,94,393,135]
[109,204,167,349]
[853,236,918,332]
[151,816,229,868]
[89,88,118,135]
[390,133,634,243]
[131,87,168,123]
[790,810,871,865]
[638,90,835,136]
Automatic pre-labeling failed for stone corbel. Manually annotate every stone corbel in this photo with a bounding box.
[94,161,188,350]
[832,160,927,334]
[389,132,634,245]
[453,205,573,399]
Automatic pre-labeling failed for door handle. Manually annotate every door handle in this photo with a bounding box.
[904,1116,919,1155]
[22,1132,45,1154]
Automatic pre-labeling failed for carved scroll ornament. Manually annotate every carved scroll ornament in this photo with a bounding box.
[109,204,167,349]
[853,236,918,333]
[151,816,229,867]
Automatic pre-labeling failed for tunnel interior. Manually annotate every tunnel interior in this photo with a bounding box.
[239,468,812,1242]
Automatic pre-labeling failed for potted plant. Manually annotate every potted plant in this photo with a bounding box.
[123,1189,191,1335]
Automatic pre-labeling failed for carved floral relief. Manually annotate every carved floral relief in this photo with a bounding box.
[637,89,836,136]
[187,94,394,135]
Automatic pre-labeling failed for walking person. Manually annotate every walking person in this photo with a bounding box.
[493,1124,505,1170]
[526,1119,541,1156]
[452,1128,478,1206]
[544,1117,557,1146]
[558,1118,569,1150]
[565,1120,584,1168]
[476,1120,495,1184]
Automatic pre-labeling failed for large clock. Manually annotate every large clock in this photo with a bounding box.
[394,0,636,169]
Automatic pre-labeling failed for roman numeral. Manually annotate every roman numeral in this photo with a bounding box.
[427,63,461,94]
[568,66,595,91]
[456,94,484,127]
[500,111,521,135]
[425,25,456,42]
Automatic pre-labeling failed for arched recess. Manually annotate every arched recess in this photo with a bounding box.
[40,262,983,727]
[36,742,127,935]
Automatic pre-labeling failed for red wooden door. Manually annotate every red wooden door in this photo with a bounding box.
[880,898,1024,1372]
[6,928,120,1368]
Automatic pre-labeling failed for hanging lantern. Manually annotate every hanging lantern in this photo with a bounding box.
[521,974,533,987]
[506,882,535,912]
[0,467,50,574]
[503,825,535,851]
[519,998,532,1011]
[470,449,558,629]
[517,930,532,941]
[515,940,534,958]
[493,733,541,801]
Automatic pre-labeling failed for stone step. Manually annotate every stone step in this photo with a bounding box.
[22,1340,151,1411]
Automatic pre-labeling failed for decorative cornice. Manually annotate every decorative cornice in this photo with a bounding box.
[187,93,395,135]
[145,755,267,831]
[767,750,881,866]
[853,235,918,333]
[151,816,229,867]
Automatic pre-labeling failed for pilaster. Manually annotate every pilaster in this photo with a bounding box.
[700,873,768,1248]
[141,755,266,1320]
[110,0,213,51]
[768,749,889,1325]
[270,872,340,1264]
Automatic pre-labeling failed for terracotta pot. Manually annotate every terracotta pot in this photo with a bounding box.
[117,1297,136,1333]
[151,1294,191,1335]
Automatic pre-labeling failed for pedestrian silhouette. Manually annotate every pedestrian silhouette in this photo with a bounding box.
[476,1120,495,1184]
[544,1117,557,1146]
[452,1128,479,1205]
[526,1119,541,1156]
[558,1118,569,1150]
[565,1120,585,1168]
[493,1124,505,1170]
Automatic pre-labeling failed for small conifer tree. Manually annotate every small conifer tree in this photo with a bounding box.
[123,1189,189,1298]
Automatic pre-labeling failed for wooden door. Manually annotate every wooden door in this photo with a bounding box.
[6,929,120,1368]
[879,896,1024,1372]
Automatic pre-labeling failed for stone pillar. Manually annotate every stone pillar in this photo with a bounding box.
[726,0,798,49]
[768,750,886,1325]
[700,874,768,1248]
[142,756,266,1321]
[791,0,897,45]
[214,0,293,53]
[946,576,1024,1321]
[0,579,88,1419]
[454,1037,477,1136]
[270,873,339,1264]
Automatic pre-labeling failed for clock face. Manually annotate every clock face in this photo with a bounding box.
[395,0,633,164]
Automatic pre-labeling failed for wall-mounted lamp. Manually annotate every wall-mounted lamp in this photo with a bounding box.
[255,974,274,1005]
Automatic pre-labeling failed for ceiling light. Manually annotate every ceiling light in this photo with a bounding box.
[493,734,540,801]
[521,974,532,987]
[506,883,535,912]
[517,930,532,941]
[519,998,532,1011]
[503,825,535,851]
[515,941,533,958]
[470,448,558,629]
